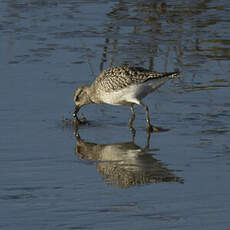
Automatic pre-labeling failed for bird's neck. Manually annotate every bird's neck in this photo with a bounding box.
[84,85,96,104]
[84,84,100,104]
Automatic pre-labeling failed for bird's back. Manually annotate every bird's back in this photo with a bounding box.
[92,65,179,93]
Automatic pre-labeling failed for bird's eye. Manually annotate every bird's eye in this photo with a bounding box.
[75,95,79,101]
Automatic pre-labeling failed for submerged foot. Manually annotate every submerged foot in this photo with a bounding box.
[146,124,170,132]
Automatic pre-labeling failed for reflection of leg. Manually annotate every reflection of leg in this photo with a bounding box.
[128,104,136,141]
[73,110,80,137]
[128,104,135,128]
[130,126,136,142]
[145,131,150,150]
[74,120,79,137]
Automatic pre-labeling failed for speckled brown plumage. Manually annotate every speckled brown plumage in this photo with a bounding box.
[92,65,178,92]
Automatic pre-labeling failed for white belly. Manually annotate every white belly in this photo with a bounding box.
[99,85,140,105]
[99,78,167,106]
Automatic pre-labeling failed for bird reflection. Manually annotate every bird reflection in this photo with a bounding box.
[74,130,183,188]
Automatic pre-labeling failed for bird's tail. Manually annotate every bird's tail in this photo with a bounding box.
[148,69,180,80]
[147,69,180,91]
[165,69,180,79]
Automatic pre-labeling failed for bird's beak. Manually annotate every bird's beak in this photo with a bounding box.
[73,105,80,118]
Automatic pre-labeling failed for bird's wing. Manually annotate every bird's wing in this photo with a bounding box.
[93,66,178,92]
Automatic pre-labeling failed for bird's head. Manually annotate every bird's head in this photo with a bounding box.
[73,85,91,116]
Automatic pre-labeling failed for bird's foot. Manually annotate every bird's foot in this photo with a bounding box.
[146,124,170,132]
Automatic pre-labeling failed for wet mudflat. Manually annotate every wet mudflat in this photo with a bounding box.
[1,1,230,229]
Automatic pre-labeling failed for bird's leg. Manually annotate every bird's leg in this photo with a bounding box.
[140,103,152,132]
[140,103,157,132]
[128,104,135,128]
[140,102,169,132]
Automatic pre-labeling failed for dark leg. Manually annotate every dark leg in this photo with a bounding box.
[140,102,170,132]
[140,102,151,131]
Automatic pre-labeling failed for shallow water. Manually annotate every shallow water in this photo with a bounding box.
[1,1,230,229]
